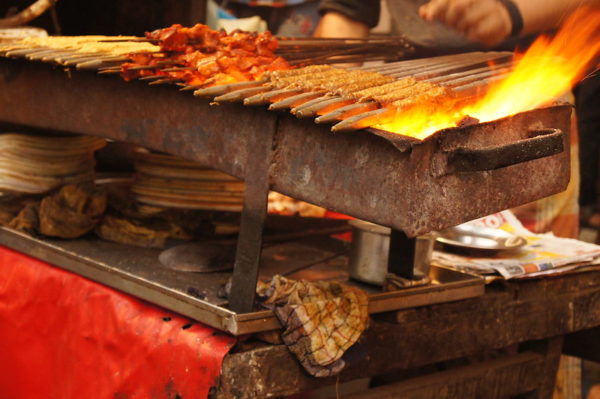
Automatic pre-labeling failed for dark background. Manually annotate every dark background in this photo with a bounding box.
[1,0,206,35]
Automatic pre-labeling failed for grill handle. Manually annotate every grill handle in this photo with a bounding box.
[444,128,564,173]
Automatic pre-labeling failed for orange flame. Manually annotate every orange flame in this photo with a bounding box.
[376,7,600,140]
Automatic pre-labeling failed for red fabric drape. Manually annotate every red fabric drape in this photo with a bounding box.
[0,246,236,399]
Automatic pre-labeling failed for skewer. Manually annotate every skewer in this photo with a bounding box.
[160,66,196,72]
[277,36,408,44]
[360,52,512,77]
[98,38,154,43]
[331,108,393,132]
[0,45,28,54]
[192,79,268,97]
[148,78,184,85]
[294,97,354,118]
[41,50,81,62]
[181,84,206,92]
[289,54,398,66]
[268,91,326,110]
[315,102,379,124]
[405,54,513,80]
[243,88,303,106]
[290,95,332,115]
[358,52,507,73]
[55,52,96,64]
[428,61,516,84]
[444,67,513,88]
[212,86,271,103]
[138,74,165,81]
[98,68,122,75]
[124,64,162,71]
[77,59,125,70]
[452,72,512,94]
[62,55,110,66]
[379,53,512,80]
[5,47,51,57]
[26,49,62,60]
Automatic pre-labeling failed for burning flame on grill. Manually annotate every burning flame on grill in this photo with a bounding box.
[376,7,600,140]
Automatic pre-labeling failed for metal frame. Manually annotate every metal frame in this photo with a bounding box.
[0,226,484,335]
[0,58,572,315]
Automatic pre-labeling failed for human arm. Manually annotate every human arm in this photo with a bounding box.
[314,0,380,38]
[419,0,600,46]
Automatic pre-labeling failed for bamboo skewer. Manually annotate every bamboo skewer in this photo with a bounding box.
[41,50,82,62]
[294,97,354,118]
[77,59,122,70]
[331,108,393,132]
[26,49,62,60]
[290,95,332,115]
[161,66,196,72]
[55,52,96,64]
[5,47,51,57]
[212,86,271,103]
[98,68,122,75]
[138,75,165,81]
[192,80,268,97]
[315,102,379,124]
[148,77,184,85]
[269,91,326,110]
[243,88,303,106]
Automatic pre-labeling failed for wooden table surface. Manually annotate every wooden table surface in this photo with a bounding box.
[214,268,600,398]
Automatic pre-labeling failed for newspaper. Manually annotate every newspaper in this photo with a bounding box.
[432,211,600,279]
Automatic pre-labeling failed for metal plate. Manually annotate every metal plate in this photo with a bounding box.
[437,224,527,251]
[0,226,484,335]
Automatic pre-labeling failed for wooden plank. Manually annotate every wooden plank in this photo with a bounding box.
[214,270,600,398]
[342,352,545,399]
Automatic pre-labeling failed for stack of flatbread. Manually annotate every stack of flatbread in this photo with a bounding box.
[0,133,106,194]
[132,149,245,212]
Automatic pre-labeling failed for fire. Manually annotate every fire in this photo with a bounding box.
[376,7,600,140]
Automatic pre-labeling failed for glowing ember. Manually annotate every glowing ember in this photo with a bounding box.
[376,7,600,140]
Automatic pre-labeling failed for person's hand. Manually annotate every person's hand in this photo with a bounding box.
[419,0,513,46]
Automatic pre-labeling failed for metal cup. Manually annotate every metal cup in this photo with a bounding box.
[349,220,436,285]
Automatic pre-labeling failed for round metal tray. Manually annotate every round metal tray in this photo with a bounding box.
[436,224,527,251]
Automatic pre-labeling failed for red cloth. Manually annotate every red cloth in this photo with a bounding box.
[0,246,236,399]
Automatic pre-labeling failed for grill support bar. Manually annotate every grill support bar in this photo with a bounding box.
[228,122,275,313]
[388,230,417,280]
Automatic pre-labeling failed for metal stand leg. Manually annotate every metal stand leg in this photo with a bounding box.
[387,229,417,280]
[228,126,275,313]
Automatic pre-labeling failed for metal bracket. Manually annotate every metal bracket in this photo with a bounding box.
[387,229,417,280]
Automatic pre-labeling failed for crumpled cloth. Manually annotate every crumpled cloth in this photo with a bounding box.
[257,275,369,377]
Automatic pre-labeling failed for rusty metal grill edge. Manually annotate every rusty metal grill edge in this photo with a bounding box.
[0,58,571,313]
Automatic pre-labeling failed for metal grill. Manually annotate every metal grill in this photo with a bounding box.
[0,40,571,321]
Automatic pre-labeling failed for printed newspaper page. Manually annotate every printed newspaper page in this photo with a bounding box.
[432,211,600,279]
